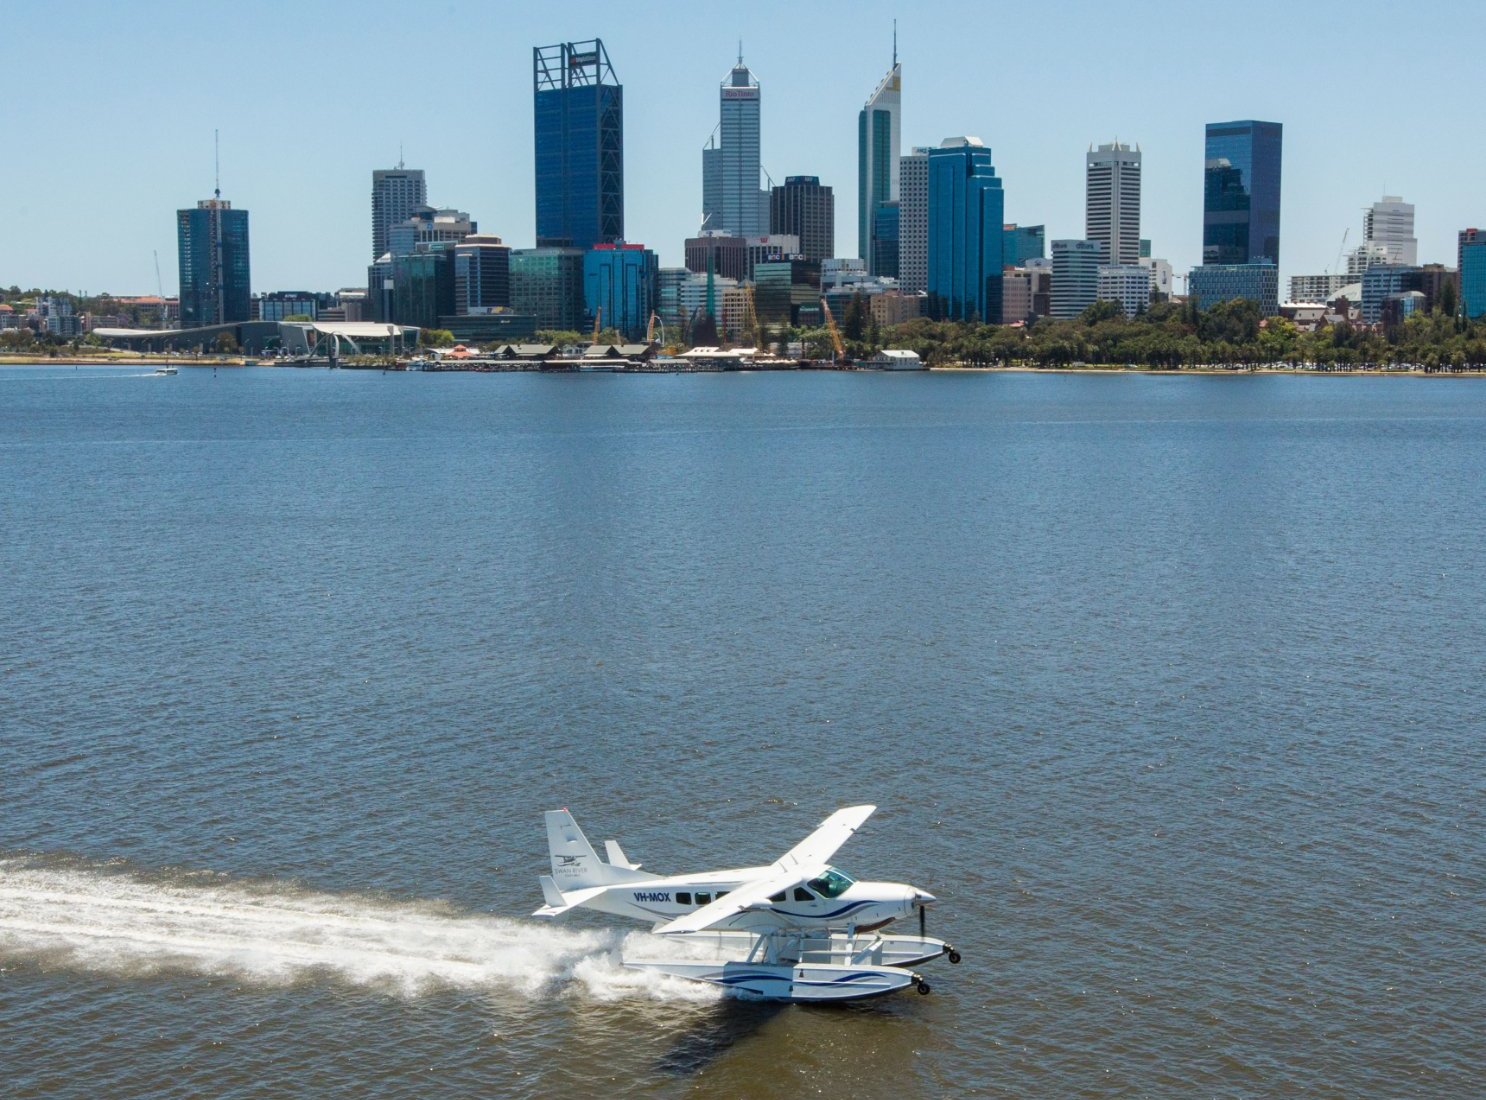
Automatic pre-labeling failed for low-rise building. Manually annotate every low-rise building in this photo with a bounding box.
[1096,264,1152,317]
[1189,262,1279,316]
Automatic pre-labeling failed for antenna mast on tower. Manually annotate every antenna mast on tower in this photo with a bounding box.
[214,128,220,199]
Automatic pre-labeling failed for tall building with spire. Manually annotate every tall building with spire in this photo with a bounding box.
[1085,142,1142,266]
[858,30,901,277]
[702,49,767,236]
[177,137,250,327]
[533,39,624,249]
[372,163,427,260]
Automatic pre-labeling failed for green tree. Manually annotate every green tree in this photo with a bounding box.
[419,328,455,348]
[214,331,239,353]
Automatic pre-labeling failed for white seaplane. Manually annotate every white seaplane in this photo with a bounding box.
[534,804,960,1002]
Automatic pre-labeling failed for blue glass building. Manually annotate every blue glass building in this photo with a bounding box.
[177,197,251,327]
[1361,265,1421,325]
[927,138,1004,323]
[1003,224,1045,268]
[1203,120,1283,267]
[534,40,623,250]
[872,201,900,280]
[1460,229,1486,319]
[1188,262,1280,316]
[583,244,659,342]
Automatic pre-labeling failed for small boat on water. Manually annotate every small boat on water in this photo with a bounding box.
[154,365,179,375]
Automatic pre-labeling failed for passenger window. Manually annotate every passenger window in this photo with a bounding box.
[793,887,814,902]
[769,891,786,903]
[675,892,691,905]
[716,891,729,900]
[695,892,711,905]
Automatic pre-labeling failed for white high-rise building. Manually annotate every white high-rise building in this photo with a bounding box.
[1086,142,1142,266]
[1362,194,1417,266]
[858,49,902,275]
[371,167,427,260]
[897,147,932,293]
[701,53,768,236]
[1097,264,1153,317]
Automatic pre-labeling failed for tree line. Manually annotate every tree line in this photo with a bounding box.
[786,296,1486,370]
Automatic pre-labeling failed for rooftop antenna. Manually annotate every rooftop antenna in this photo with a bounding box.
[213,128,220,200]
[399,141,405,170]
[893,19,897,67]
[738,39,743,66]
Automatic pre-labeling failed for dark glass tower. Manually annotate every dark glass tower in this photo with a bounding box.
[927,138,1004,323]
[177,197,251,327]
[1202,120,1282,267]
[533,39,623,249]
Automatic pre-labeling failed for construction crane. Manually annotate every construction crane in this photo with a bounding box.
[591,307,601,345]
[820,297,846,364]
[1330,227,1349,276]
[744,285,761,351]
[646,311,657,344]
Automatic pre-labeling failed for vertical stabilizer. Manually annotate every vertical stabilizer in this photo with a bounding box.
[544,809,650,889]
[546,809,605,888]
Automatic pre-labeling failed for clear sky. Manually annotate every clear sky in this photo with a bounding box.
[5,0,1481,296]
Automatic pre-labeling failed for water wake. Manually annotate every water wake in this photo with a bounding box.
[0,858,718,1003]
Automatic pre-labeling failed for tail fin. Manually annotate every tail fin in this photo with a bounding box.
[545,809,649,889]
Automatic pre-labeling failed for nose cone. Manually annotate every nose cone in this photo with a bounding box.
[913,888,936,906]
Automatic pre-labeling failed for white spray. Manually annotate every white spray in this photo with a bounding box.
[0,858,719,1003]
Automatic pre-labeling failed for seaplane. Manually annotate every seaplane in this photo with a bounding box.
[534,804,960,1002]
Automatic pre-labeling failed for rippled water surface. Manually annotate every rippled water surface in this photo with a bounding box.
[2,365,1483,1097]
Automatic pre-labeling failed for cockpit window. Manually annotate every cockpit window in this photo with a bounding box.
[807,868,856,899]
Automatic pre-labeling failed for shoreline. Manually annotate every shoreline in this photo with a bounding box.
[2,356,1482,377]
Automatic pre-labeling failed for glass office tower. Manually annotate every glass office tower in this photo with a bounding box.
[533,40,623,250]
[858,57,901,276]
[177,197,251,327]
[927,137,1004,323]
[1202,120,1283,267]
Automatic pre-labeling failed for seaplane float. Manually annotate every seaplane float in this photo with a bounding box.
[534,804,960,1002]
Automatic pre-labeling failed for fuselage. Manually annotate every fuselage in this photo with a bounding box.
[579,863,931,933]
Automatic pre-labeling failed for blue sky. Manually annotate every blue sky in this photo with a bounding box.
[5,0,1481,295]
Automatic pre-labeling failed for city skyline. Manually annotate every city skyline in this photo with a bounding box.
[4,0,1482,295]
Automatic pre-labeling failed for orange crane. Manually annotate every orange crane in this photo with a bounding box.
[591,307,602,345]
[646,311,657,344]
[744,285,761,350]
[820,297,846,364]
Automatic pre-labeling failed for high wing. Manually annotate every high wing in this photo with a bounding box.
[655,864,820,935]
[655,805,877,936]
[772,804,875,873]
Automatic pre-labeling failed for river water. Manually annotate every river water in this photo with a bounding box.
[1,365,1482,1097]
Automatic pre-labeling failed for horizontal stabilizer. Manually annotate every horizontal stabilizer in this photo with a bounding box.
[532,877,607,918]
[604,840,640,870]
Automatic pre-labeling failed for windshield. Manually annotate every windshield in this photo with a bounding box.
[807,868,856,899]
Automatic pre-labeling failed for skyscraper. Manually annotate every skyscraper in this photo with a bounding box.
[1202,120,1283,267]
[701,53,767,236]
[769,176,834,262]
[1460,229,1486,319]
[1086,142,1141,265]
[1050,240,1102,318]
[583,243,659,341]
[371,166,426,260]
[534,39,623,249]
[927,137,1004,323]
[1363,195,1417,266]
[454,234,511,314]
[177,194,250,328]
[858,43,901,276]
[897,147,931,293]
